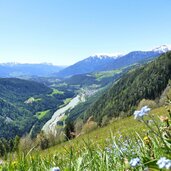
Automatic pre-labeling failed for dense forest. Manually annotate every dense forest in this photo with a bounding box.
[83,51,171,124]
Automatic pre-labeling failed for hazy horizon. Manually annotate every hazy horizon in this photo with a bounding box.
[1,44,171,66]
[0,0,171,65]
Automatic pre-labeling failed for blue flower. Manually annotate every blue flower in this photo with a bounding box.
[129,157,140,167]
[134,106,150,120]
[50,167,60,171]
[105,147,112,153]
[157,157,171,169]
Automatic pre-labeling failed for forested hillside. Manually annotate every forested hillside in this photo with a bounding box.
[63,65,134,88]
[84,51,171,124]
[0,78,51,101]
[0,78,75,139]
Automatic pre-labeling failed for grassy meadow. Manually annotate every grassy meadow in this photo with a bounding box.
[0,105,170,170]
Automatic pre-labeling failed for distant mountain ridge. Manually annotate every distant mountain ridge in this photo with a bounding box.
[56,45,171,77]
[0,63,65,78]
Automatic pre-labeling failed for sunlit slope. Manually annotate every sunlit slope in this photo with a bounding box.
[41,105,170,156]
[84,51,171,124]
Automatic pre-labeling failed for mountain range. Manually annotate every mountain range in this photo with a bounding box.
[0,63,65,78]
[1,45,171,79]
[56,45,171,77]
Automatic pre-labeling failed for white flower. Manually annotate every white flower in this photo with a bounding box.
[134,106,150,120]
[0,159,4,165]
[50,167,60,171]
[129,157,140,167]
[105,147,112,153]
[157,157,171,169]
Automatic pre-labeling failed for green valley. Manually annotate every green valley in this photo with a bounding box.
[1,1,171,170]
[0,78,75,139]
[0,51,171,171]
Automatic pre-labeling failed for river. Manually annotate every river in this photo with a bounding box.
[42,93,85,135]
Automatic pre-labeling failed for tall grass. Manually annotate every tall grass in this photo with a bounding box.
[0,106,171,171]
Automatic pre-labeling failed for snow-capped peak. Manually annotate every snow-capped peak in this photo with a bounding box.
[92,52,125,59]
[152,45,171,53]
[83,53,126,63]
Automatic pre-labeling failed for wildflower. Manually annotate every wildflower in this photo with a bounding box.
[157,157,171,169]
[143,136,148,140]
[129,157,140,167]
[50,167,60,171]
[144,167,149,171]
[146,120,153,125]
[143,136,150,144]
[97,151,103,158]
[105,147,112,153]
[0,160,4,165]
[134,106,150,120]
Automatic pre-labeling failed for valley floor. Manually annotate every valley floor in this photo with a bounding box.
[42,93,85,135]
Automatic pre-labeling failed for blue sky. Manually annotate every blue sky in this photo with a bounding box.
[0,0,171,65]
